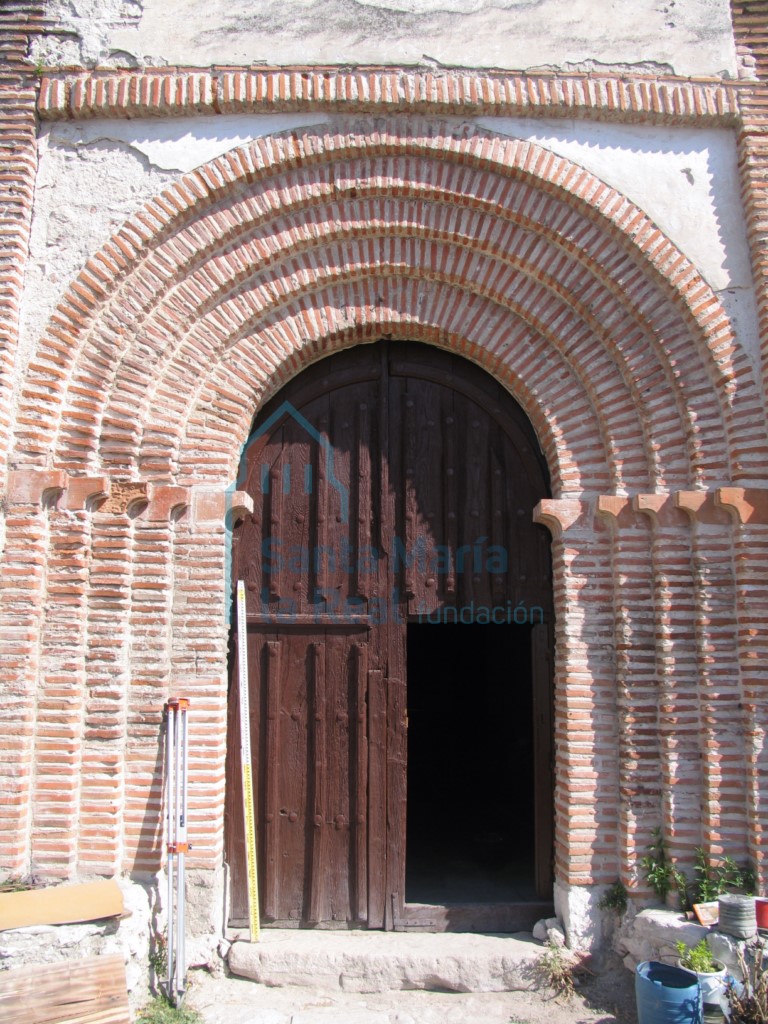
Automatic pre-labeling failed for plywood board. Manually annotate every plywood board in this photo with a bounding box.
[0,879,123,931]
[0,954,130,1024]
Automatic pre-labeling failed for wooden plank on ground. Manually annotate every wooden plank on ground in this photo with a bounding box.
[0,954,130,1024]
[0,879,123,931]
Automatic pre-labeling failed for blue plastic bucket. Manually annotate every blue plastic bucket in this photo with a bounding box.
[635,961,702,1024]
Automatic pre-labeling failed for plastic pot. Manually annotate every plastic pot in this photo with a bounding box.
[755,897,768,930]
[635,961,702,1024]
[676,959,727,1006]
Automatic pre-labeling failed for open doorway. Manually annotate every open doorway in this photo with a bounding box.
[406,622,536,904]
[226,340,553,929]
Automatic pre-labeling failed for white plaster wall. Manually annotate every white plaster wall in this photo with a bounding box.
[38,0,738,78]
[20,115,760,387]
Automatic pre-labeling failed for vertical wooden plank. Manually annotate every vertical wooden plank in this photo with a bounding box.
[355,400,371,601]
[268,463,282,599]
[385,673,407,930]
[444,394,458,598]
[279,631,312,922]
[314,409,329,607]
[263,640,281,920]
[325,632,350,921]
[367,668,386,928]
[401,388,417,599]
[490,447,507,605]
[409,378,441,617]
[308,641,327,923]
[532,621,554,898]
[354,642,369,922]
[461,398,490,608]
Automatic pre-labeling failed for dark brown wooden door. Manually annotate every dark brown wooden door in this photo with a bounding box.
[226,341,553,929]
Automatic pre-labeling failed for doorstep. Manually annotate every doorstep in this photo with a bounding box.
[227,928,544,993]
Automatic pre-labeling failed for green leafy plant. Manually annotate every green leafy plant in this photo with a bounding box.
[537,939,577,999]
[0,876,40,893]
[641,828,690,908]
[136,996,203,1024]
[691,848,755,904]
[598,880,628,914]
[535,939,593,1000]
[675,938,720,974]
[725,937,768,1024]
[148,930,168,979]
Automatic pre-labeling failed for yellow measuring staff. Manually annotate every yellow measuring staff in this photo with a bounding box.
[237,580,260,941]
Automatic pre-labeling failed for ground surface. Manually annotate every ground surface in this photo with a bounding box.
[184,952,639,1024]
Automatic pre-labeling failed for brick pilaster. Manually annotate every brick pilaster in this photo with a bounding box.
[676,491,746,860]
[597,497,659,891]
[717,486,768,885]
[535,499,619,886]
[634,494,702,873]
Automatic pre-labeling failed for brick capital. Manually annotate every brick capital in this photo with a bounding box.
[146,485,190,521]
[533,499,589,538]
[99,481,149,515]
[675,490,731,525]
[226,490,254,527]
[63,476,110,511]
[716,487,768,525]
[596,495,636,527]
[6,469,67,507]
[633,493,688,527]
[191,487,254,527]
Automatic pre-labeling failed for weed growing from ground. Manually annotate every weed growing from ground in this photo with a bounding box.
[136,995,203,1024]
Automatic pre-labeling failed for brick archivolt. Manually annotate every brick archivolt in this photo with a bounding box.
[10,119,765,497]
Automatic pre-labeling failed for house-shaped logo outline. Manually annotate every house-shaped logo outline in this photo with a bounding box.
[236,400,349,523]
[224,401,351,620]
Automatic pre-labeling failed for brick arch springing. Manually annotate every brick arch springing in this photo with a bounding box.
[12,119,764,494]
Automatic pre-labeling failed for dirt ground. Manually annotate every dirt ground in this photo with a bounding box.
[183,951,639,1024]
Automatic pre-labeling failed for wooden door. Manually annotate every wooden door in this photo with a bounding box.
[225,341,553,929]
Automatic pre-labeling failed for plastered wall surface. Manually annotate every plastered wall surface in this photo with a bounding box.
[18,114,760,399]
[90,0,737,77]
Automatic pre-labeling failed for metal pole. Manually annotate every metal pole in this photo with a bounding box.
[165,697,190,1006]
[165,703,176,1002]
[177,700,189,1003]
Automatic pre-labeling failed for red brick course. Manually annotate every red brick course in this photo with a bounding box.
[36,67,742,126]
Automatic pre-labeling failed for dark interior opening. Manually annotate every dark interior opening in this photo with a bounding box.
[406,621,536,904]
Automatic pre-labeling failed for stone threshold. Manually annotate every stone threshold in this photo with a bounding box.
[227,928,544,993]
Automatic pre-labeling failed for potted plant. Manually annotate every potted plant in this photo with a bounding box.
[723,937,768,1023]
[676,938,727,1005]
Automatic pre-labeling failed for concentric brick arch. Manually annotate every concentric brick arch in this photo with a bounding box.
[12,119,765,494]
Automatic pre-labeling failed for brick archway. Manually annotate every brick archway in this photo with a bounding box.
[4,119,768,941]
[12,118,763,488]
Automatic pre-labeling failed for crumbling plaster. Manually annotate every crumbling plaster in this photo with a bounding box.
[17,113,760,411]
[36,0,738,78]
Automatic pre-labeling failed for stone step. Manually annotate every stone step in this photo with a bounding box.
[227,928,545,994]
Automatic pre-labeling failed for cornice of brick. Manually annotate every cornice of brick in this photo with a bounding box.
[36,67,743,126]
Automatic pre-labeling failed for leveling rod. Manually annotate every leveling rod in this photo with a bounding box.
[164,696,190,1006]
[237,580,260,941]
